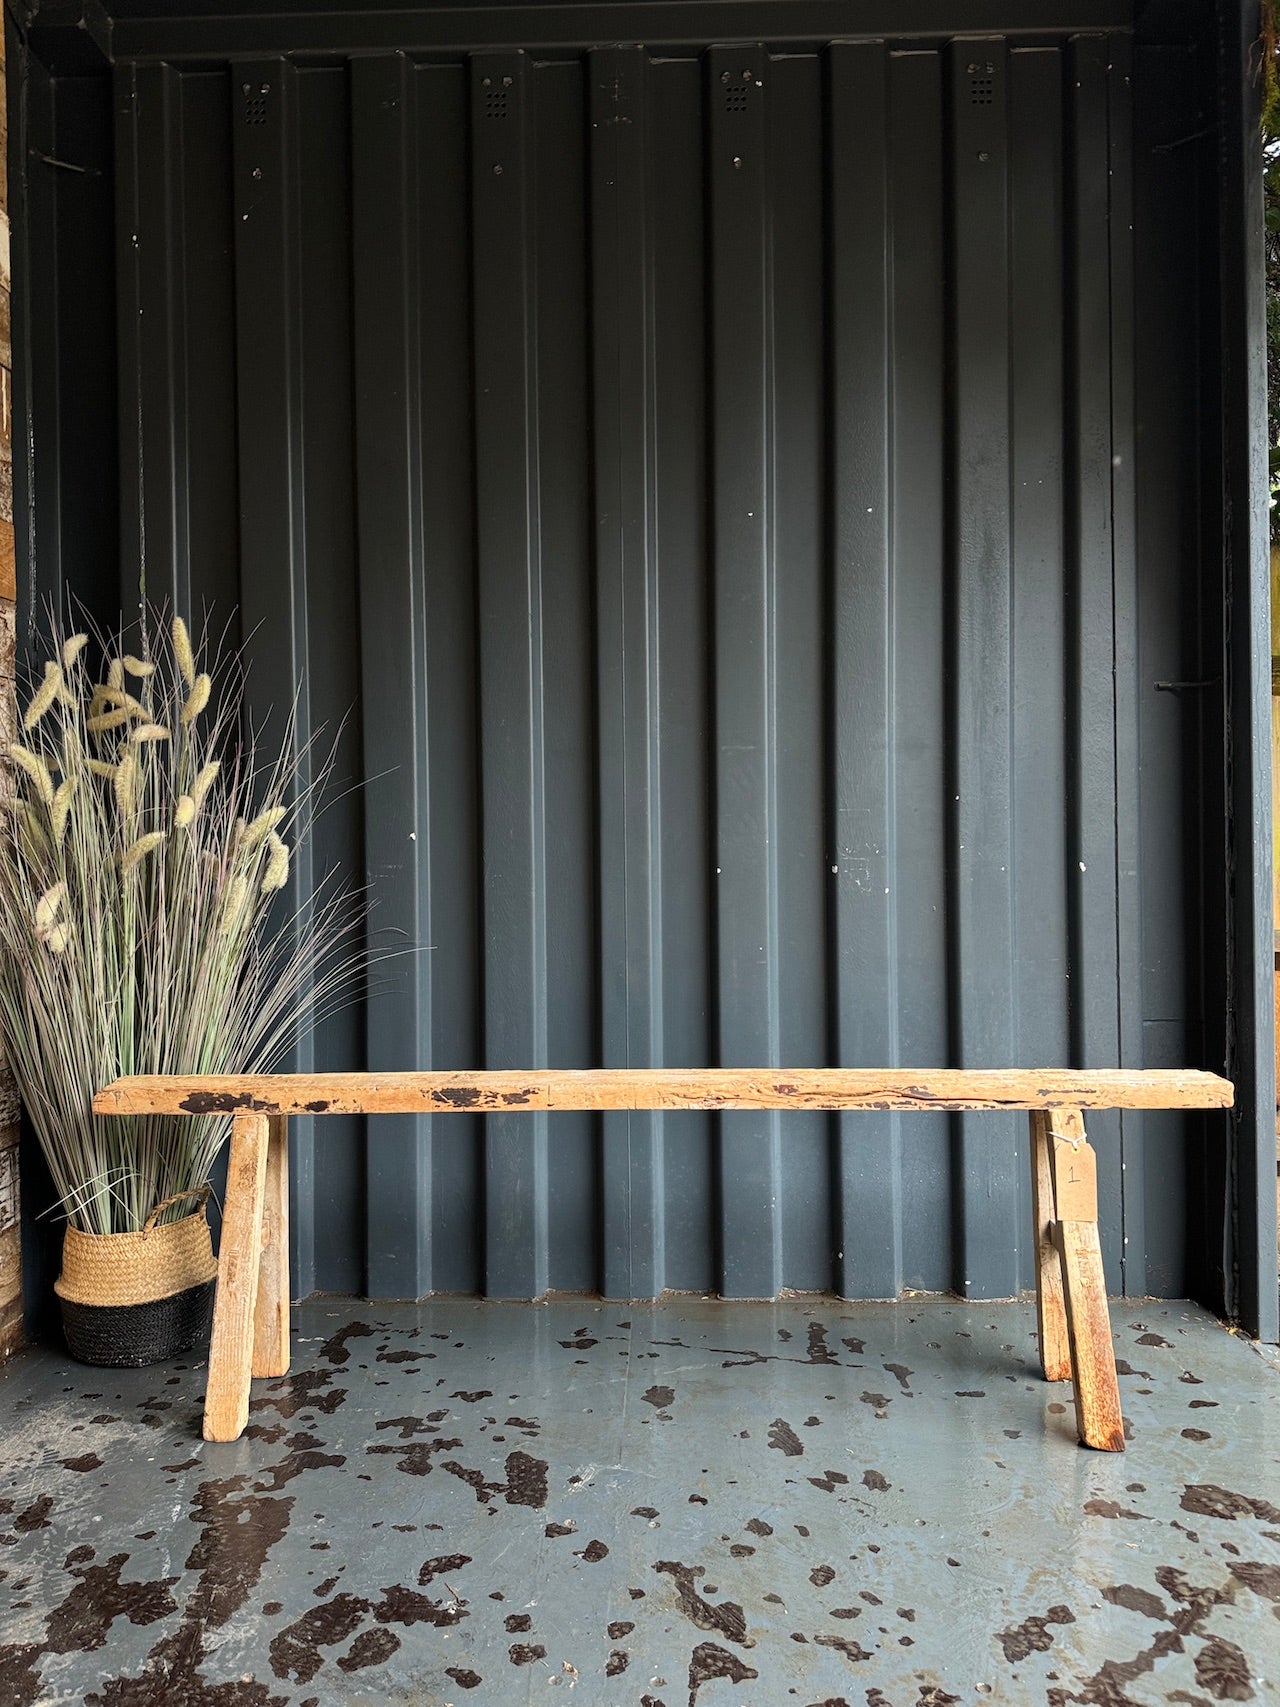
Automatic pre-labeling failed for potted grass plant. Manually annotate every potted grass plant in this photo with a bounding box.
[0,612,359,1365]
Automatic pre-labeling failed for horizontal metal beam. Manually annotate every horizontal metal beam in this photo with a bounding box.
[94,1067,1234,1117]
[104,1,1134,62]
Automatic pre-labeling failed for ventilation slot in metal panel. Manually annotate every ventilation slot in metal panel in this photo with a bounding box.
[243,90,268,126]
[481,77,510,120]
[969,73,994,106]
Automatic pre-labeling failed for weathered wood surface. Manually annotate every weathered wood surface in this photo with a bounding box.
[94,1066,1235,1118]
[1028,1111,1071,1383]
[1044,1110,1125,1452]
[251,1115,290,1381]
[1054,1214,1127,1452]
[203,1114,269,1443]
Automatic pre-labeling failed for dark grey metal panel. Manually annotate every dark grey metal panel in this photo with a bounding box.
[707,41,783,1300]
[946,38,1020,1300]
[115,61,186,616]
[1134,43,1202,1301]
[471,49,553,1299]
[229,58,323,1298]
[11,45,122,1340]
[1106,30,1145,1300]
[23,9,1261,1313]
[886,47,951,1298]
[291,64,366,1298]
[1008,44,1068,1298]
[1065,33,1124,1293]
[767,50,829,1293]
[350,51,434,1301]
[827,40,898,1301]
[532,58,600,1296]
[648,53,716,1295]
[590,44,665,1301]
[412,60,488,1297]
[115,64,240,625]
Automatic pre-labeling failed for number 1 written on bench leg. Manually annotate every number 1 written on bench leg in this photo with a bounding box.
[252,1115,290,1380]
[1028,1110,1071,1383]
[1048,1110,1125,1453]
[204,1113,270,1443]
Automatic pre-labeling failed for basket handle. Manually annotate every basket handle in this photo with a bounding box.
[143,1184,213,1235]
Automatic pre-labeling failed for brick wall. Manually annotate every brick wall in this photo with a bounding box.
[0,23,20,1361]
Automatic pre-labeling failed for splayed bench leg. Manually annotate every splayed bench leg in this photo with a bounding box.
[1028,1109,1071,1382]
[1047,1109,1125,1452]
[252,1115,290,1380]
[203,1112,269,1442]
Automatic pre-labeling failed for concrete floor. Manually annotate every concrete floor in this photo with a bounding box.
[0,1297,1277,1707]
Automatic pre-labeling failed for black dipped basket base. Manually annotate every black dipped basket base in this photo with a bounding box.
[59,1277,216,1368]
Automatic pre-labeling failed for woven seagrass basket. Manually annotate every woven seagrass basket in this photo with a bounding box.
[54,1188,218,1366]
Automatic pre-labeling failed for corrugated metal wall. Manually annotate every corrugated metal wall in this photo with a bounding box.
[102,23,1217,1303]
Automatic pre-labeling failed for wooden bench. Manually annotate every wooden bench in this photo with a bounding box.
[93,1067,1233,1450]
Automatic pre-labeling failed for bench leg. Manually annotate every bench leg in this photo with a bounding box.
[204,1113,269,1443]
[252,1115,290,1380]
[1047,1110,1125,1453]
[1028,1110,1071,1382]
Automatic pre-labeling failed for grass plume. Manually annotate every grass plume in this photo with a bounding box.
[0,609,366,1234]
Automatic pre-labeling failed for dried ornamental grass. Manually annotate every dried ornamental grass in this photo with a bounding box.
[0,612,365,1234]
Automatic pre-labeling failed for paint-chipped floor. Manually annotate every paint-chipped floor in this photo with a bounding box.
[1,1297,1278,1707]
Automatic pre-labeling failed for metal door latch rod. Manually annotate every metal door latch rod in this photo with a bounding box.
[29,149,98,176]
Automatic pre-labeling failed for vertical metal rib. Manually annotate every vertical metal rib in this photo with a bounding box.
[116,62,190,617]
[887,49,950,1293]
[416,62,485,1296]
[769,51,829,1288]
[230,58,318,1298]
[350,54,432,1299]
[1106,34,1144,1296]
[590,45,665,1300]
[707,43,781,1298]
[826,40,900,1301]
[114,61,144,615]
[647,55,715,1292]
[946,38,1019,1299]
[1065,35,1123,1290]
[293,67,364,1296]
[471,50,550,1299]
[1132,43,1200,1295]
[177,71,241,624]
[1008,45,1068,1296]
[531,59,598,1295]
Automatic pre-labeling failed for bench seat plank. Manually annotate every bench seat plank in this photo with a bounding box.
[93,1066,1234,1118]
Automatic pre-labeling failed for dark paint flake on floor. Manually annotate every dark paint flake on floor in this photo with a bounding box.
[0,1297,1277,1706]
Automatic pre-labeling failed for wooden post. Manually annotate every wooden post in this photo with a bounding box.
[203,1112,269,1442]
[1047,1109,1125,1452]
[1028,1110,1071,1381]
[252,1115,290,1380]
